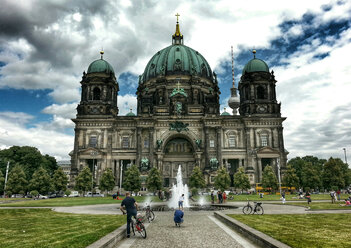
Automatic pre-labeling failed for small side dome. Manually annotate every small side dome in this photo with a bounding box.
[87,52,115,75]
[242,58,269,75]
[126,109,136,116]
[221,107,231,116]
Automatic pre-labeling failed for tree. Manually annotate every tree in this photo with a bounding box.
[5,165,28,196]
[233,167,251,192]
[282,165,299,189]
[52,167,68,193]
[189,166,206,189]
[261,166,278,193]
[214,167,231,192]
[301,162,321,191]
[75,166,92,195]
[0,170,4,195]
[123,165,141,193]
[99,169,115,194]
[0,146,57,181]
[322,158,345,190]
[29,167,52,195]
[146,167,162,192]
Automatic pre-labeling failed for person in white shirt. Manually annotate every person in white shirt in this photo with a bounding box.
[178,194,184,210]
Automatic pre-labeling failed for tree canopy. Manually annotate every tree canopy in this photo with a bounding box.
[99,168,115,193]
[146,167,162,192]
[282,165,299,189]
[29,167,52,194]
[52,167,69,193]
[233,167,251,191]
[262,165,278,193]
[74,166,92,194]
[214,167,231,191]
[123,165,141,193]
[189,166,206,189]
[5,165,28,195]
[0,146,57,181]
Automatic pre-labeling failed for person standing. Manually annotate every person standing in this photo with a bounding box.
[178,194,184,210]
[218,191,223,204]
[223,191,227,203]
[305,191,311,205]
[281,191,286,204]
[120,192,138,238]
[210,191,214,204]
[330,190,335,203]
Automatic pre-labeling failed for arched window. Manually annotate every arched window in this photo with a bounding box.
[257,86,265,99]
[93,87,101,100]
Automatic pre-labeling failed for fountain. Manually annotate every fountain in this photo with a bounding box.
[168,165,190,209]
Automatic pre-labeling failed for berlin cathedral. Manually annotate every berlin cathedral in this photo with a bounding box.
[70,17,288,190]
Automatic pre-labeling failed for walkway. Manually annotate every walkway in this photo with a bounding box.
[116,211,258,248]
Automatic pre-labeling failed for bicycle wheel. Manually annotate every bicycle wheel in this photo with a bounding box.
[255,206,264,215]
[139,225,147,239]
[130,221,135,236]
[242,206,252,214]
[148,210,155,221]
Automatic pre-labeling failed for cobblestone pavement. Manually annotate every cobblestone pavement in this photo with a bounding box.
[116,211,258,248]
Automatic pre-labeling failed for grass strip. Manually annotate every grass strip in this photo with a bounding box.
[280,201,351,210]
[228,214,351,248]
[0,209,126,248]
[0,196,161,207]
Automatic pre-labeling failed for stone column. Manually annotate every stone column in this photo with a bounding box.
[136,127,142,166]
[205,127,209,168]
[216,127,222,167]
[149,127,154,166]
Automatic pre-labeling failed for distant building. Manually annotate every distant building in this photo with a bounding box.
[70,18,288,190]
[57,160,71,183]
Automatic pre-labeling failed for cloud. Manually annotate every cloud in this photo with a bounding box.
[117,94,137,116]
[0,111,73,160]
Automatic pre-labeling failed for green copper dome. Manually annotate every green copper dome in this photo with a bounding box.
[242,58,269,75]
[140,44,213,83]
[126,109,136,116]
[87,59,115,74]
[221,108,231,116]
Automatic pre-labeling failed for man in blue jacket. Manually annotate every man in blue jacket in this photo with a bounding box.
[174,209,184,227]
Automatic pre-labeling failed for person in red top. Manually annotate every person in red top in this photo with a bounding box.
[340,199,351,206]
[223,192,227,203]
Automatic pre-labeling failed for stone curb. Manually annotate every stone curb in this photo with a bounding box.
[214,211,291,248]
[86,224,127,248]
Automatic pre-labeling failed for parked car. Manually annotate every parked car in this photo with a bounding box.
[38,195,48,199]
[68,191,80,197]
[84,192,104,197]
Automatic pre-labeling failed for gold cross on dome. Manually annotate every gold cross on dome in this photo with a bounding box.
[175,13,180,22]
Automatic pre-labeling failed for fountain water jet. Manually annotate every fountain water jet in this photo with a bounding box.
[168,165,190,209]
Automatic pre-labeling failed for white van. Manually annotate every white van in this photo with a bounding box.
[68,191,79,197]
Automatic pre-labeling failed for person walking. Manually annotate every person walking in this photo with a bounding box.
[178,194,184,210]
[120,192,138,238]
[281,191,286,204]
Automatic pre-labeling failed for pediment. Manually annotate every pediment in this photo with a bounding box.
[78,147,105,157]
[257,147,280,158]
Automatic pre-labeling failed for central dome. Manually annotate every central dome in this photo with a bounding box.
[141,44,213,83]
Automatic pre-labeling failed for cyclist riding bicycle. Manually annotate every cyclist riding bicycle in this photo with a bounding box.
[120,192,138,238]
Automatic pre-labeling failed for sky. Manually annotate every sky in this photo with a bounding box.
[0,0,350,162]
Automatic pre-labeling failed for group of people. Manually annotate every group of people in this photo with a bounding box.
[120,192,186,237]
[210,191,227,204]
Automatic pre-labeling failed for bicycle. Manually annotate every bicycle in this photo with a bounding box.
[242,199,264,215]
[130,213,147,239]
[144,202,155,222]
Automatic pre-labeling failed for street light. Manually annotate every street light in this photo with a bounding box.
[343,148,348,164]
[91,151,98,193]
[277,158,282,196]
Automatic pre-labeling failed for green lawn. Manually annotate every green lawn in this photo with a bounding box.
[0,196,161,207]
[282,201,351,210]
[0,209,126,248]
[229,214,351,248]
[195,193,349,202]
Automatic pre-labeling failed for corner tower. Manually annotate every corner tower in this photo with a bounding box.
[76,51,119,117]
[238,50,280,117]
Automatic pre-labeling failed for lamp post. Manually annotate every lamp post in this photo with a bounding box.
[343,148,347,164]
[3,161,10,198]
[277,158,282,196]
[91,151,98,193]
[119,162,123,190]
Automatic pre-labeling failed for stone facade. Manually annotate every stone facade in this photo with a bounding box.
[70,24,288,191]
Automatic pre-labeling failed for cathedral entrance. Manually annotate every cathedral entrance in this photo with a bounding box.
[162,137,196,187]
